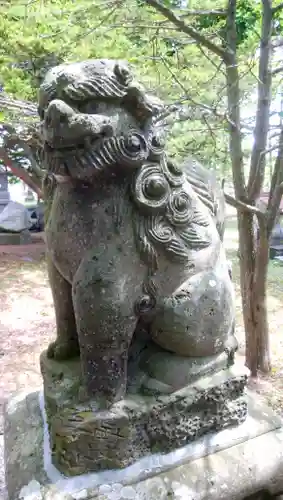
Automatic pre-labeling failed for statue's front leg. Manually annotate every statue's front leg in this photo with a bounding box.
[46,254,80,360]
[72,253,138,408]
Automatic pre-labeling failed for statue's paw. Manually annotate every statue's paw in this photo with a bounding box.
[224,334,238,366]
[47,339,80,360]
[224,335,238,355]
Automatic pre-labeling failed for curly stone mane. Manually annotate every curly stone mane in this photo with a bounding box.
[131,157,214,273]
[40,60,222,274]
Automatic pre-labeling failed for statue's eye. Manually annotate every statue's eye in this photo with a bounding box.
[144,177,167,199]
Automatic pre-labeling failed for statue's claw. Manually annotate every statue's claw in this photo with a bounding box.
[47,339,80,360]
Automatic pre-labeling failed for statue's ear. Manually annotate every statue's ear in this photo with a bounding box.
[114,62,133,86]
[122,85,164,124]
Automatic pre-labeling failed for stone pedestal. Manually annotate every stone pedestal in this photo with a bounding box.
[40,352,248,476]
[0,168,10,215]
[4,389,283,500]
[0,230,32,245]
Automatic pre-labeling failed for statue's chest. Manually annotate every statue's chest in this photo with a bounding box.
[45,184,133,279]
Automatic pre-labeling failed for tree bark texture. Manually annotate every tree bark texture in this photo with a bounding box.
[238,213,270,376]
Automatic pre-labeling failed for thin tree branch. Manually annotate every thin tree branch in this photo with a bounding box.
[196,43,227,78]
[4,134,44,181]
[247,0,273,200]
[0,94,37,116]
[180,9,227,17]
[143,0,229,62]
[272,65,283,76]
[158,55,222,118]
[272,2,283,14]
[224,193,266,218]
[260,144,283,156]
[0,147,43,198]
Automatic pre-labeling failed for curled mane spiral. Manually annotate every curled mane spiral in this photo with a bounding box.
[131,155,215,272]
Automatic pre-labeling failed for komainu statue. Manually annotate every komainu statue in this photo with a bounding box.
[39,59,247,476]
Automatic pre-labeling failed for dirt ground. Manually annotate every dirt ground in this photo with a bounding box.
[0,227,282,420]
[0,234,51,432]
[0,234,50,499]
[0,225,283,499]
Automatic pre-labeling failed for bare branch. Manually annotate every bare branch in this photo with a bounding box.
[157,55,223,119]
[3,133,43,181]
[196,44,227,78]
[180,9,227,17]
[269,130,283,140]
[224,193,265,218]
[272,65,283,76]
[272,2,283,14]
[70,3,122,43]
[247,0,273,200]
[0,147,43,198]
[259,144,283,156]
[143,0,229,62]
[0,94,37,116]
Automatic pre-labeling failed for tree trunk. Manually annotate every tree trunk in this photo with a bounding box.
[238,211,270,376]
[253,216,270,373]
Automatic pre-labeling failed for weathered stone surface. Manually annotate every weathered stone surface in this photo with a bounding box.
[40,351,248,475]
[0,201,31,233]
[38,58,241,475]
[4,390,283,500]
[41,57,236,399]
[4,391,49,500]
[0,230,31,245]
[128,339,232,394]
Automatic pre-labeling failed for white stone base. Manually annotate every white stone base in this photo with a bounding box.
[4,389,283,500]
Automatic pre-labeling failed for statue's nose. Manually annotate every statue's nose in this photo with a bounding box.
[43,98,115,148]
[44,99,74,128]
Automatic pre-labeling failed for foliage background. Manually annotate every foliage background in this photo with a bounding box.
[0,0,277,180]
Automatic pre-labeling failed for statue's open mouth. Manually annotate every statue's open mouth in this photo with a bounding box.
[44,138,99,154]
[43,131,152,181]
[43,126,108,153]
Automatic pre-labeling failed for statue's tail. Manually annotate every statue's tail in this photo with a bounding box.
[182,156,226,241]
